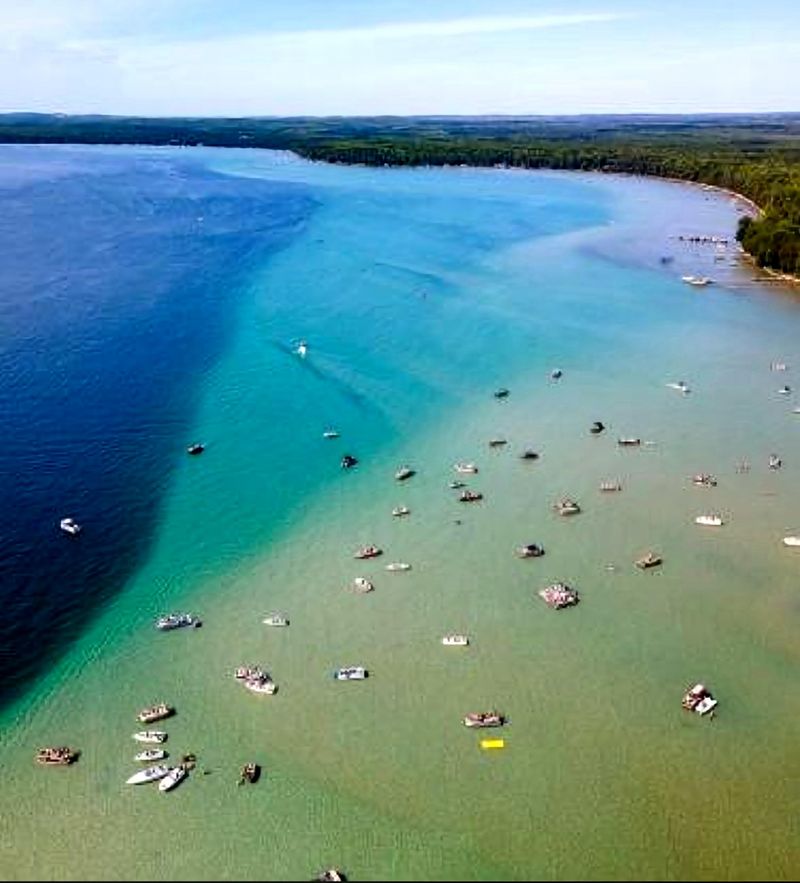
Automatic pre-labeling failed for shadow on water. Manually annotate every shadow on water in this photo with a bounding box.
[0,147,315,711]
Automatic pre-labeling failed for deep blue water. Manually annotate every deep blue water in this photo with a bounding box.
[0,146,314,708]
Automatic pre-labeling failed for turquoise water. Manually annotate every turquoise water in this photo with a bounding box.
[2,148,800,881]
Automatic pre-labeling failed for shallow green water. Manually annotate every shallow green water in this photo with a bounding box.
[2,152,800,881]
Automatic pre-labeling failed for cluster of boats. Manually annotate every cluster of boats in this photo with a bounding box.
[126,764,187,792]
[538,583,580,609]
[235,666,277,695]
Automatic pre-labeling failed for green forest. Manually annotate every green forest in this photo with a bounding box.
[1,113,799,275]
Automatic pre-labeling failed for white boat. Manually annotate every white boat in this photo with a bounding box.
[666,381,690,394]
[777,386,792,395]
[453,462,478,474]
[682,683,718,716]
[351,577,374,593]
[441,634,469,647]
[395,465,415,481]
[793,407,800,414]
[695,514,724,526]
[158,767,187,792]
[782,536,800,547]
[262,613,290,627]
[682,275,713,286]
[385,562,411,572]
[392,506,410,517]
[323,430,340,439]
[134,749,167,762]
[132,731,167,744]
[125,764,170,785]
[295,340,308,358]
[155,613,200,631]
[59,517,82,536]
[244,677,277,695]
[333,666,367,681]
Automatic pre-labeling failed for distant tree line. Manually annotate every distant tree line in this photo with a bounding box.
[1,114,798,276]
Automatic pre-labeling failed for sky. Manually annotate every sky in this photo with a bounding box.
[0,0,798,116]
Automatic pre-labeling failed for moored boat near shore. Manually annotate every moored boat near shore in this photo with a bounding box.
[682,683,718,716]
[515,543,544,558]
[353,545,382,559]
[136,703,174,724]
[333,666,368,681]
[391,506,410,517]
[36,746,78,766]
[538,583,580,609]
[126,764,170,785]
[351,577,374,593]
[155,613,201,631]
[553,497,581,516]
[442,634,469,646]
[133,731,167,744]
[635,551,662,569]
[463,711,504,728]
[395,465,415,481]
[262,613,290,627]
[459,489,483,502]
[695,514,724,526]
[782,536,800,547]
[158,766,187,792]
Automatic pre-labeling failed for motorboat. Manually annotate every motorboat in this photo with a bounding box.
[515,543,544,558]
[449,480,466,489]
[125,764,171,785]
[692,473,717,487]
[137,703,174,724]
[235,666,277,694]
[295,340,308,358]
[777,385,792,395]
[353,545,382,559]
[782,536,800,547]
[238,763,260,785]
[551,368,563,379]
[617,437,641,447]
[186,443,204,456]
[769,454,782,470]
[158,766,187,792]
[395,465,416,481]
[538,583,580,609]
[553,498,581,516]
[493,388,510,399]
[323,430,340,439]
[391,506,410,517]
[133,731,167,744]
[590,421,605,434]
[341,454,358,469]
[666,381,690,394]
[462,711,504,728]
[459,490,483,502]
[262,613,290,627]
[635,551,662,569]
[793,407,800,415]
[681,275,713,286]
[155,613,201,631]
[441,634,469,646]
[315,870,346,883]
[599,481,622,492]
[134,749,168,762]
[771,362,788,371]
[453,463,478,474]
[385,562,411,571]
[695,514,724,526]
[35,746,78,766]
[519,449,540,460]
[59,517,82,536]
[351,577,374,593]
[333,666,368,681]
[488,438,507,447]
[681,683,718,716]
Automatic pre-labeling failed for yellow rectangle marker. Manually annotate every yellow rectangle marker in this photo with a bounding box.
[480,739,505,750]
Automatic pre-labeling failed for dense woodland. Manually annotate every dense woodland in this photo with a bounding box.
[1,113,799,275]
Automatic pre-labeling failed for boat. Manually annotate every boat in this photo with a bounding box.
[133,731,167,744]
[666,381,690,394]
[295,340,308,358]
[391,506,410,517]
[395,465,415,481]
[125,764,171,785]
[262,613,290,627]
[235,666,277,694]
[771,362,788,371]
[692,473,717,487]
[136,703,174,724]
[617,437,641,447]
[340,454,358,469]
[315,870,346,883]
[777,385,792,395]
[441,634,469,646]
[158,766,187,792]
[238,762,260,785]
[681,683,718,716]
[59,517,82,536]
[186,442,205,456]
[538,583,580,609]
[782,536,800,547]
[463,711,505,729]
[488,438,507,447]
[453,463,478,474]
[333,666,368,681]
[351,577,374,593]
[769,454,782,470]
[519,449,540,460]
[635,551,662,569]
[480,739,505,750]
[695,514,724,526]
[681,275,713,286]
[494,388,510,399]
[515,543,544,558]
[353,545,382,559]
[385,562,411,571]
[155,613,201,631]
[134,749,168,762]
[35,746,78,766]
[553,498,581,516]
[449,480,466,489]
[323,430,340,439]
[459,490,483,502]
[793,407,800,415]
[551,368,563,379]
[599,481,622,492]
[590,421,605,434]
